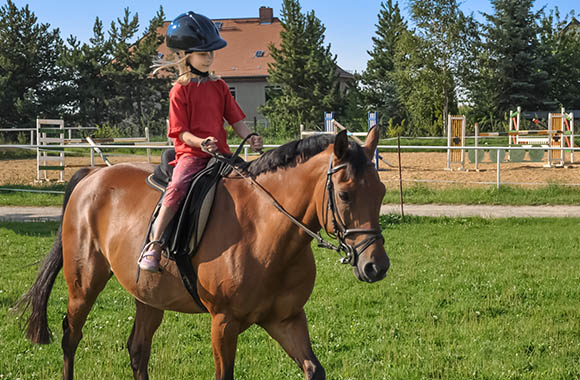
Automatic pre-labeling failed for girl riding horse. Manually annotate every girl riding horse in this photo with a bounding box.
[139,11,263,272]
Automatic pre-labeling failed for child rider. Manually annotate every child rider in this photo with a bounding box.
[138,11,263,272]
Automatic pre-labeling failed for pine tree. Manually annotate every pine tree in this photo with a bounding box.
[260,0,339,134]
[480,0,553,117]
[59,17,112,129]
[59,7,169,134]
[361,0,407,127]
[0,0,64,129]
[539,11,580,109]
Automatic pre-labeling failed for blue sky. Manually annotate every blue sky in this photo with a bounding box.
[9,0,580,73]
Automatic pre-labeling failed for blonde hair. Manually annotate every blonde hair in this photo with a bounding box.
[152,51,219,85]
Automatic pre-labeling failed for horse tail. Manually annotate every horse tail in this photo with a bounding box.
[16,167,93,344]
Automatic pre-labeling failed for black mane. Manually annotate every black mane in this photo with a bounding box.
[243,134,369,177]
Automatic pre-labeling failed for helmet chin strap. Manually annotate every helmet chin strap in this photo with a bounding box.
[186,62,209,77]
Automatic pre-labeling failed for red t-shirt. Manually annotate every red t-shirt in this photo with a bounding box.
[168,78,246,162]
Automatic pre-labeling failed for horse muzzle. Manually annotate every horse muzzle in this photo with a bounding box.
[353,243,389,283]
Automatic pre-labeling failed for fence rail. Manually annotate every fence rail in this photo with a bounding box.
[1,143,580,189]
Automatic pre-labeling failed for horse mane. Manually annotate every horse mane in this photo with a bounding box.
[243,134,369,177]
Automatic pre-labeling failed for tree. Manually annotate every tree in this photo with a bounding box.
[361,0,407,129]
[392,30,444,136]
[539,11,580,109]
[470,0,554,130]
[59,17,112,129]
[398,0,475,135]
[59,7,169,134]
[0,0,64,129]
[108,7,168,135]
[260,0,339,134]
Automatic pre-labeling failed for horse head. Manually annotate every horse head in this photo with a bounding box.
[318,126,389,283]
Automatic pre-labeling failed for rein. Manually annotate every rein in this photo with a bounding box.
[212,135,383,266]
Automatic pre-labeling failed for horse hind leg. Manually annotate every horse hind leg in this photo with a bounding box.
[61,244,111,380]
[127,300,164,380]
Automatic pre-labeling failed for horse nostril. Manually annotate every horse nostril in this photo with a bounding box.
[364,262,387,282]
[364,263,377,278]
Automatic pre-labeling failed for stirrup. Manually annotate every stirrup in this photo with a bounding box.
[138,240,163,273]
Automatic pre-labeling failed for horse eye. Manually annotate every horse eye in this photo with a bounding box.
[338,191,350,202]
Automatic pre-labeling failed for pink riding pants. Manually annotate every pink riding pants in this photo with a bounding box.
[162,154,209,212]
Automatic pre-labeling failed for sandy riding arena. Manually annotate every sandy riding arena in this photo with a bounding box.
[0,152,578,187]
[376,152,579,188]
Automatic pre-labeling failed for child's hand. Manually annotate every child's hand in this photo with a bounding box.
[201,137,218,154]
[249,135,263,152]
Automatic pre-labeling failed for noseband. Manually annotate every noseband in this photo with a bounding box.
[322,155,384,267]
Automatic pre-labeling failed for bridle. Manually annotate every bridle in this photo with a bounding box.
[212,135,384,266]
[321,155,384,266]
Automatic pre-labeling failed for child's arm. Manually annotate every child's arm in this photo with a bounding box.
[179,131,218,153]
[232,121,263,152]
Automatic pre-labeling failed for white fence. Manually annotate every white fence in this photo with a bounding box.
[2,141,580,189]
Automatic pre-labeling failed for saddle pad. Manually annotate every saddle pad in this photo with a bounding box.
[146,169,217,257]
[145,150,244,258]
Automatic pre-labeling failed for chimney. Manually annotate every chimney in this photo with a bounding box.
[259,6,273,24]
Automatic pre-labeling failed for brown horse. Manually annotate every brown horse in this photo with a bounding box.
[19,127,389,380]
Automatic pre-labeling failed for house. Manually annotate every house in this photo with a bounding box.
[156,6,354,124]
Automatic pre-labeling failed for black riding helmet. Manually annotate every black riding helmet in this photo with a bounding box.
[166,11,227,52]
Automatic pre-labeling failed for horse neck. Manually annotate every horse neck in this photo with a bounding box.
[254,151,329,233]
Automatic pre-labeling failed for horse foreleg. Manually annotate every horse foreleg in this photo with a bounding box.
[210,313,241,380]
[260,310,325,380]
[127,300,164,380]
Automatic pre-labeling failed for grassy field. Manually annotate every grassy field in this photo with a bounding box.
[2,183,580,207]
[0,185,65,207]
[1,216,580,379]
[385,183,580,206]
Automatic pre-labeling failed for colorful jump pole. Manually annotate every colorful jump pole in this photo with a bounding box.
[368,112,379,171]
[324,112,334,133]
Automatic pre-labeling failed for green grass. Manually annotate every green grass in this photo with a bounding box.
[0,185,65,206]
[385,183,580,205]
[2,217,580,379]
[3,183,580,207]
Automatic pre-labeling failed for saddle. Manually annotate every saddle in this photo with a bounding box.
[144,149,243,310]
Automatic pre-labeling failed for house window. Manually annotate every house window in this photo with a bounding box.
[229,86,237,100]
[255,50,265,58]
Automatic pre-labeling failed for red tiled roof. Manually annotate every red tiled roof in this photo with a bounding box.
[156,17,282,79]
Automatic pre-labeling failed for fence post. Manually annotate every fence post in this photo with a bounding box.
[368,111,379,171]
[145,127,151,163]
[475,123,479,172]
[496,149,501,189]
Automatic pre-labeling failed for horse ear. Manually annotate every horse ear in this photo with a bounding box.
[363,125,380,160]
[334,130,349,161]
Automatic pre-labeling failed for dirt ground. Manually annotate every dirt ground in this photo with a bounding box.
[0,151,578,187]
[377,151,580,188]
